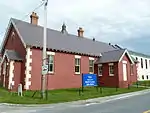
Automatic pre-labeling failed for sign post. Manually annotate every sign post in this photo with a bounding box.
[82,73,98,93]
[42,65,48,75]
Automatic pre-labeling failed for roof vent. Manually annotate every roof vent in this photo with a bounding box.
[99,53,102,56]
[93,38,95,41]
[61,22,68,34]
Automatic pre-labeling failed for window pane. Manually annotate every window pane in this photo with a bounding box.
[98,66,102,75]
[131,65,133,74]
[78,59,80,65]
[89,60,94,66]
[75,58,80,65]
[109,65,114,74]
[75,66,80,73]
[89,66,93,73]
[49,55,54,63]
[48,64,53,72]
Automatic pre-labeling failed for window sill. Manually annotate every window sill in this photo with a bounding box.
[48,72,54,75]
[98,75,102,76]
[75,72,80,75]
[109,74,114,76]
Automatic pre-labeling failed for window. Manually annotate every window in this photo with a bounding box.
[141,58,143,68]
[89,59,94,73]
[130,64,134,75]
[3,61,6,75]
[109,63,114,76]
[47,52,55,73]
[98,64,102,76]
[48,55,54,73]
[11,32,15,45]
[145,59,148,69]
[136,57,138,61]
[147,75,149,80]
[142,75,144,80]
[75,58,81,74]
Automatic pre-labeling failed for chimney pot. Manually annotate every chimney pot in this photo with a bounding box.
[77,27,84,37]
[30,12,39,25]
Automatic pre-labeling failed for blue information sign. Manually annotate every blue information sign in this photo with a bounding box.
[82,74,98,87]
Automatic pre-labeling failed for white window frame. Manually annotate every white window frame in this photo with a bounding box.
[89,57,95,74]
[109,63,114,76]
[75,55,81,74]
[130,64,134,75]
[47,52,55,74]
[3,61,7,75]
[98,64,102,76]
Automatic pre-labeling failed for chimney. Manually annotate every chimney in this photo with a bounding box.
[77,27,84,37]
[30,12,39,25]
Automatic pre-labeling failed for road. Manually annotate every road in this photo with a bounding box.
[0,92,150,113]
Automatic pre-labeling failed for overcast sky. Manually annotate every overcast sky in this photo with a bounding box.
[0,0,150,54]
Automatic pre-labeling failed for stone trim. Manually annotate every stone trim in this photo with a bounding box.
[8,61,14,89]
[24,47,32,90]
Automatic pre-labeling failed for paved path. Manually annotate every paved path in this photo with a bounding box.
[1,91,150,113]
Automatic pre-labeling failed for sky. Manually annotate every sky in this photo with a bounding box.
[0,0,150,54]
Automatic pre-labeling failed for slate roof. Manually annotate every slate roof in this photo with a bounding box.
[129,50,150,59]
[95,49,126,64]
[11,18,116,57]
[5,50,23,61]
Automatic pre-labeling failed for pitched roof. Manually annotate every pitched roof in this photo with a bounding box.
[10,18,116,57]
[5,50,23,61]
[129,50,150,59]
[95,49,126,64]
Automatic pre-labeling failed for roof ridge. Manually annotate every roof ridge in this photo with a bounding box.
[11,18,113,46]
[129,50,150,58]
[102,48,126,54]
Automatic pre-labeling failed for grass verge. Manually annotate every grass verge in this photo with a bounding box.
[0,86,147,104]
[133,81,150,87]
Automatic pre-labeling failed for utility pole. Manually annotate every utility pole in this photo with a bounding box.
[41,0,48,99]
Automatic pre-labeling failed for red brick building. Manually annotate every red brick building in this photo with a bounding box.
[0,12,137,91]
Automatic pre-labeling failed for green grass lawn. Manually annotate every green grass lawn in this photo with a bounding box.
[0,86,147,104]
[134,80,150,87]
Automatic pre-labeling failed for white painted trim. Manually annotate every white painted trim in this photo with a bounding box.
[47,51,55,55]
[98,64,102,76]
[109,63,114,76]
[75,72,80,75]
[0,50,8,66]
[8,61,14,89]
[98,64,102,66]
[119,49,134,64]
[109,74,114,76]
[75,55,81,59]
[122,60,127,64]
[11,20,26,48]
[109,63,114,66]
[0,19,12,53]
[89,57,95,60]
[0,19,26,53]
[24,47,32,90]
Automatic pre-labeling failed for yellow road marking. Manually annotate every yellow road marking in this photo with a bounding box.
[143,110,150,113]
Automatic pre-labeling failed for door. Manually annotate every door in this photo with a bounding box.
[123,63,127,81]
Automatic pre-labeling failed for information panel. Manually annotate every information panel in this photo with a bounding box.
[82,74,98,87]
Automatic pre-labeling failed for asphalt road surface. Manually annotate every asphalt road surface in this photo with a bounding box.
[0,92,150,113]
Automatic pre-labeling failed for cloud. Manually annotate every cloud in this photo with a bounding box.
[1,0,150,53]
